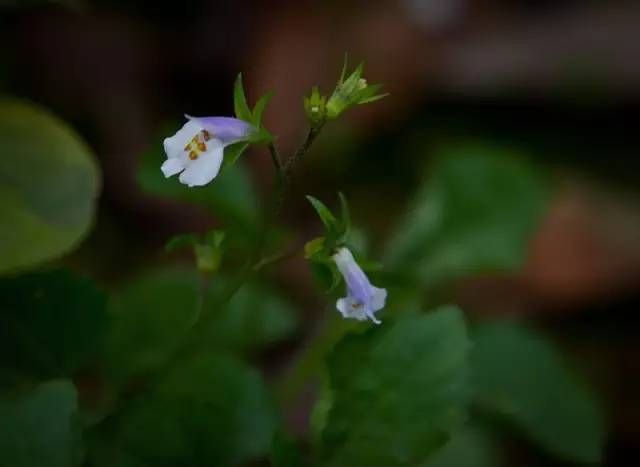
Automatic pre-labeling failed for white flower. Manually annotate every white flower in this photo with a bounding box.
[332,247,387,324]
[161,116,254,187]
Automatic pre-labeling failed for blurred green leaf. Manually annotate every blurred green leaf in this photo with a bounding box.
[304,237,326,260]
[164,233,198,252]
[423,425,500,467]
[103,268,199,384]
[0,380,81,467]
[205,277,298,353]
[119,354,277,467]
[0,270,107,381]
[137,141,260,238]
[0,99,100,275]
[319,306,470,467]
[270,431,303,467]
[387,145,547,287]
[104,268,297,384]
[473,321,605,464]
[221,141,250,170]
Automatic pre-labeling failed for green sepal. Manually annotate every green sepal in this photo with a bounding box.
[233,73,253,123]
[304,237,327,260]
[326,60,387,119]
[233,73,274,143]
[306,196,339,236]
[252,91,273,128]
[337,192,351,242]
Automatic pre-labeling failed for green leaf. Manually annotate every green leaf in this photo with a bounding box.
[222,141,250,169]
[119,354,277,467]
[387,145,548,288]
[0,270,107,382]
[233,73,253,123]
[103,270,197,384]
[423,425,500,467]
[473,321,605,463]
[204,277,299,354]
[270,431,303,467]
[164,233,198,252]
[319,307,470,466]
[138,139,260,239]
[0,380,81,467]
[0,99,100,274]
[306,195,339,236]
[103,268,297,384]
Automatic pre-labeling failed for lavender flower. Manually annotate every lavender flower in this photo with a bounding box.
[332,247,387,324]
[161,116,255,187]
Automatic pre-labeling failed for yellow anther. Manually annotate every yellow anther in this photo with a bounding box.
[184,130,212,160]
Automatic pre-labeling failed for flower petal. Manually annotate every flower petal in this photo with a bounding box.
[187,116,255,145]
[178,141,224,187]
[163,119,202,159]
[333,247,373,305]
[336,296,368,321]
[336,297,350,318]
[371,286,387,312]
[161,158,185,177]
[366,310,382,325]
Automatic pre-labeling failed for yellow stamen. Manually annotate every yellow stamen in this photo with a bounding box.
[184,130,213,160]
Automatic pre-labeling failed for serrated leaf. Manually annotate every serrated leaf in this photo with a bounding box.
[319,307,470,466]
[0,99,100,274]
[0,270,107,381]
[473,321,605,463]
[386,145,548,288]
[233,73,253,123]
[119,354,277,467]
[0,380,81,467]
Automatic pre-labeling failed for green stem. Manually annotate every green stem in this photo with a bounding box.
[283,123,325,177]
[268,142,284,181]
[97,124,327,430]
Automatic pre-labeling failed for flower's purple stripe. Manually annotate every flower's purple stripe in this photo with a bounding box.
[187,116,255,145]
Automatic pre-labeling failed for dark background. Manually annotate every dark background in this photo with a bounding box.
[1,1,639,465]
